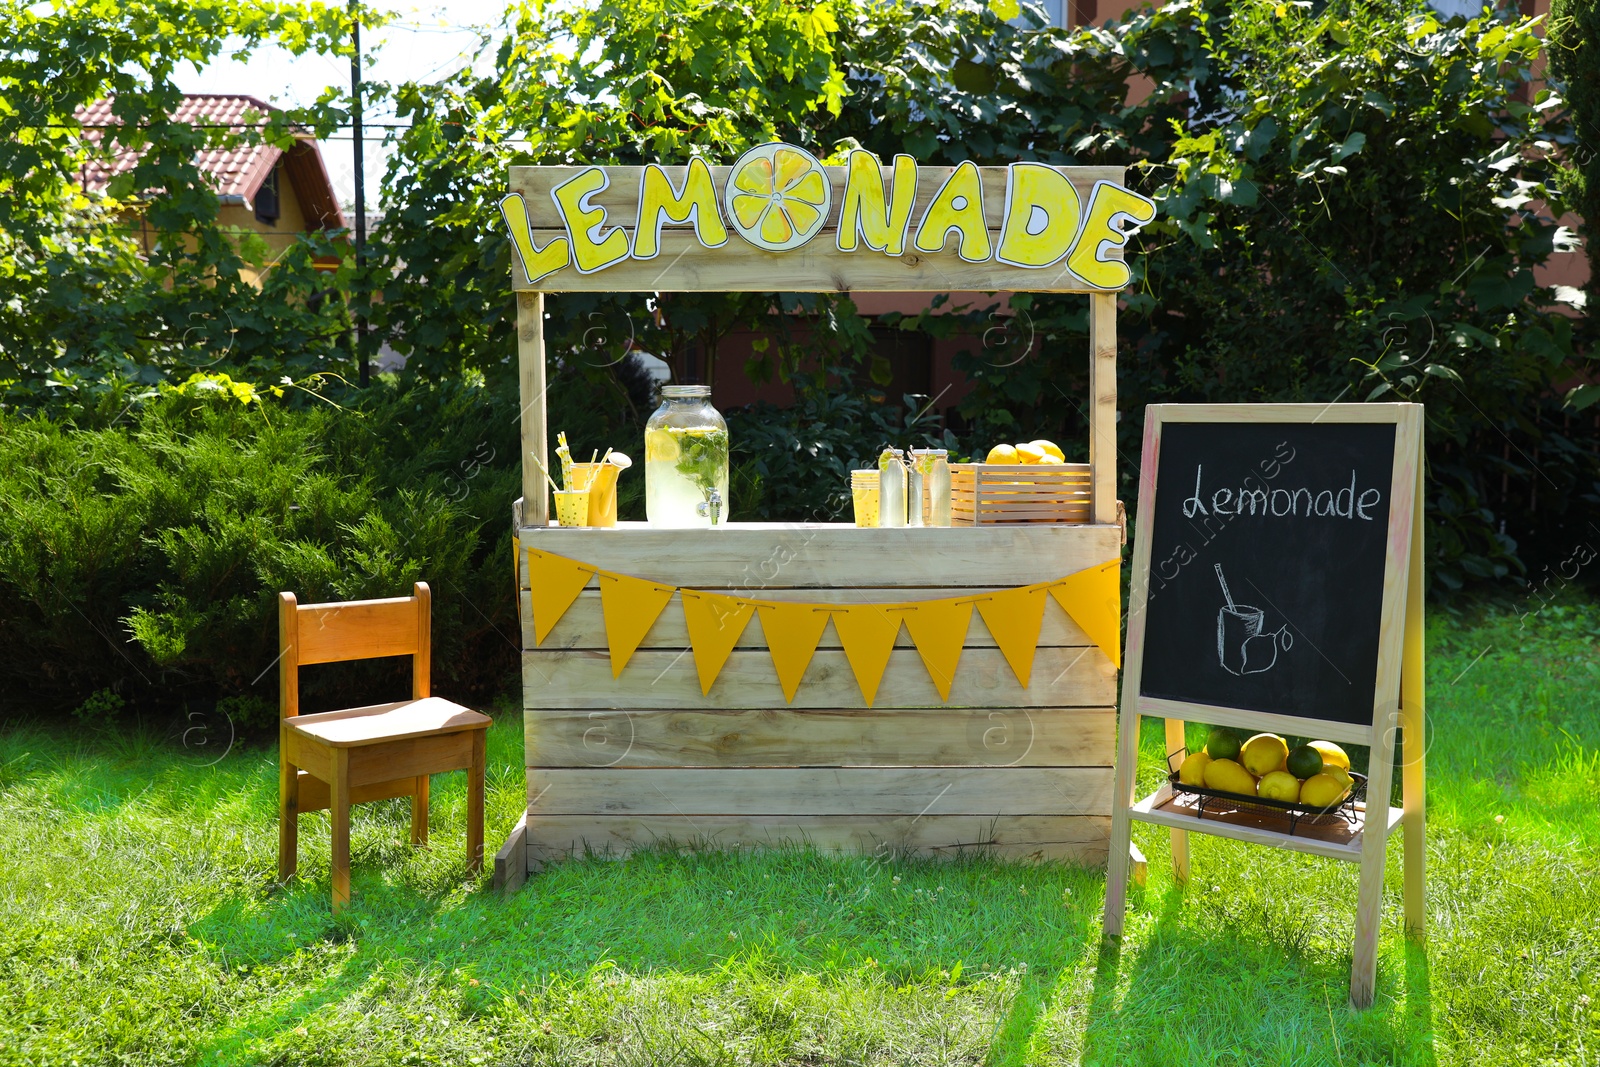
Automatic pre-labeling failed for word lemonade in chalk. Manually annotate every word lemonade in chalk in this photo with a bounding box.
[1181,464,1386,521]
[499,144,1157,288]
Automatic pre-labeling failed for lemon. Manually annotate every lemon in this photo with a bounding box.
[1177,751,1211,786]
[1309,740,1351,772]
[725,143,832,252]
[1205,726,1242,762]
[644,427,680,464]
[986,443,1019,465]
[1015,442,1048,464]
[1028,439,1065,462]
[1202,758,1257,797]
[1241,733,1289,777]
[1324,766,1354,794]
[1257,770,1301,802]
[1300,773,1350,808]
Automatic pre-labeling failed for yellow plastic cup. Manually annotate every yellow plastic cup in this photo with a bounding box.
[569,463,620,527]
[553,488,591,527]
[851,469,880,527]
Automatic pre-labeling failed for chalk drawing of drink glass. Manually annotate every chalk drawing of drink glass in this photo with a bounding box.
[1214,564,1293,676]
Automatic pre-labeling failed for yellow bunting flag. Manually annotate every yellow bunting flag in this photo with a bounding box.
[681,590,754,695]
[831,604,903,707]
[525,548,595,646]
[755,601,833,703]
[598,572,675,677]
[1049,558,1123,668]
[975,584,1049,688]
[899,598,974,702]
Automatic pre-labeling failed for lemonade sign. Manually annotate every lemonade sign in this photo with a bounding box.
[500,145,1156,293]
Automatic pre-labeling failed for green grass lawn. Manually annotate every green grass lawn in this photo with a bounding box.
[2,599,1597,1066]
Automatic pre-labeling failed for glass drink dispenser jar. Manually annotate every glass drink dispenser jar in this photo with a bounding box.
[645,385,730,527]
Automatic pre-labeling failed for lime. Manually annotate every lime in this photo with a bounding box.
[1205,726,1242,762]
[1286,744,1324,780]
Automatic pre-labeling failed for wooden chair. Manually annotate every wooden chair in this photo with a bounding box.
[278,582,491,911]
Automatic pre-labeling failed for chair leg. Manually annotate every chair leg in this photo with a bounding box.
[411,775,429,846]
[467,730,486,874]
[331,748,351,914]
[278,728,298,883]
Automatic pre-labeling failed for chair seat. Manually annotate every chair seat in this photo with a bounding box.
[287,696,491,748]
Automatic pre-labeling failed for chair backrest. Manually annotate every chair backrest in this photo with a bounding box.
[279,582,432,718]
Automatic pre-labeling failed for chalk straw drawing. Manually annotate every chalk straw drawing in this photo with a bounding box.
[1215,564,1293,676]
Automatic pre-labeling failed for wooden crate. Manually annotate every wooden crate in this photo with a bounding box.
[517,522,1120,871]
[950,463,1092,525]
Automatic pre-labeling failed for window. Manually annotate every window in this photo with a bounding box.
[255,165,281,226]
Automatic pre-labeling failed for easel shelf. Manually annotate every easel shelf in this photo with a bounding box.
[1130,783,1404,863]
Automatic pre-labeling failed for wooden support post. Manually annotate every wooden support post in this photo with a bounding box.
[518,291,549,528]
[493,813,530,894]
[1163,717,1190,883]
[278,727,298,882]
[330,748,351,914]
[1089,291,1118,526]
[1349,702,1396,1009]
[1401,441,1426,938]
[467,729,487,874]
[1128,841,1147,888]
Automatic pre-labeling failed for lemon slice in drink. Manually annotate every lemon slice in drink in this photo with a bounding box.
[725,143,832,252]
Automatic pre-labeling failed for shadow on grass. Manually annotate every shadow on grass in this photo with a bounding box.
[184,835,1110,1063]
[1079,883,1439,1067]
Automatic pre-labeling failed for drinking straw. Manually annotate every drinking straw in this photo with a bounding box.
[1215,564,1236,611]
[529,454,561,496]
[555,431,574,487]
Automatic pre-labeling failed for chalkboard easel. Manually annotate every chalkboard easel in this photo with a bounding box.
[1103,403,1425,1011]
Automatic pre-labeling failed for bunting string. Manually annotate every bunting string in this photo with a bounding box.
[526,548,1121,703]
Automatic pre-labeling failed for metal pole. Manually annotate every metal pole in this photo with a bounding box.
[350,2,368,386]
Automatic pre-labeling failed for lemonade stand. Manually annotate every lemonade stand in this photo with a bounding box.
[492,146,1156,886]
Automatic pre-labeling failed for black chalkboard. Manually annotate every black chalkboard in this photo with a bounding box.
[1137,420,1396,726]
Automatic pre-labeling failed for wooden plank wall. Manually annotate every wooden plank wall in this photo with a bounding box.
[520,524,1121,869]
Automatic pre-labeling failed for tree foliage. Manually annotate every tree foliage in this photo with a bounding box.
[0,0,372,419]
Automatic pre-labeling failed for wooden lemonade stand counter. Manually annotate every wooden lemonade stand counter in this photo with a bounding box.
[492,149,1156,883]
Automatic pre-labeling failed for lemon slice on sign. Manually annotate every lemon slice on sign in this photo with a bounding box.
[724,143,832,252]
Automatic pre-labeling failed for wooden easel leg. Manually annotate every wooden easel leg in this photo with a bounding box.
[411,775,430,846]
[1102,706,1142,937]
[331,748,351,914]
[1163,717,1190,883]
[278,727,298,883]
[1350,710,1399,1009]
[1401,452,1427,939]
[467,730,486,874]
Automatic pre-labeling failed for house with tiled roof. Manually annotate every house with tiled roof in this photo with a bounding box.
[74,94,347,283]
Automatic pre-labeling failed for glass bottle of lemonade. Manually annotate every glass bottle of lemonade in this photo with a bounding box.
[644,385,730,527]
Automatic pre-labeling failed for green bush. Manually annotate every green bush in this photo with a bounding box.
[0,372,531,722]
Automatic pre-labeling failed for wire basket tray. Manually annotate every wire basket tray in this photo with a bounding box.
[1164,749,1368,836]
